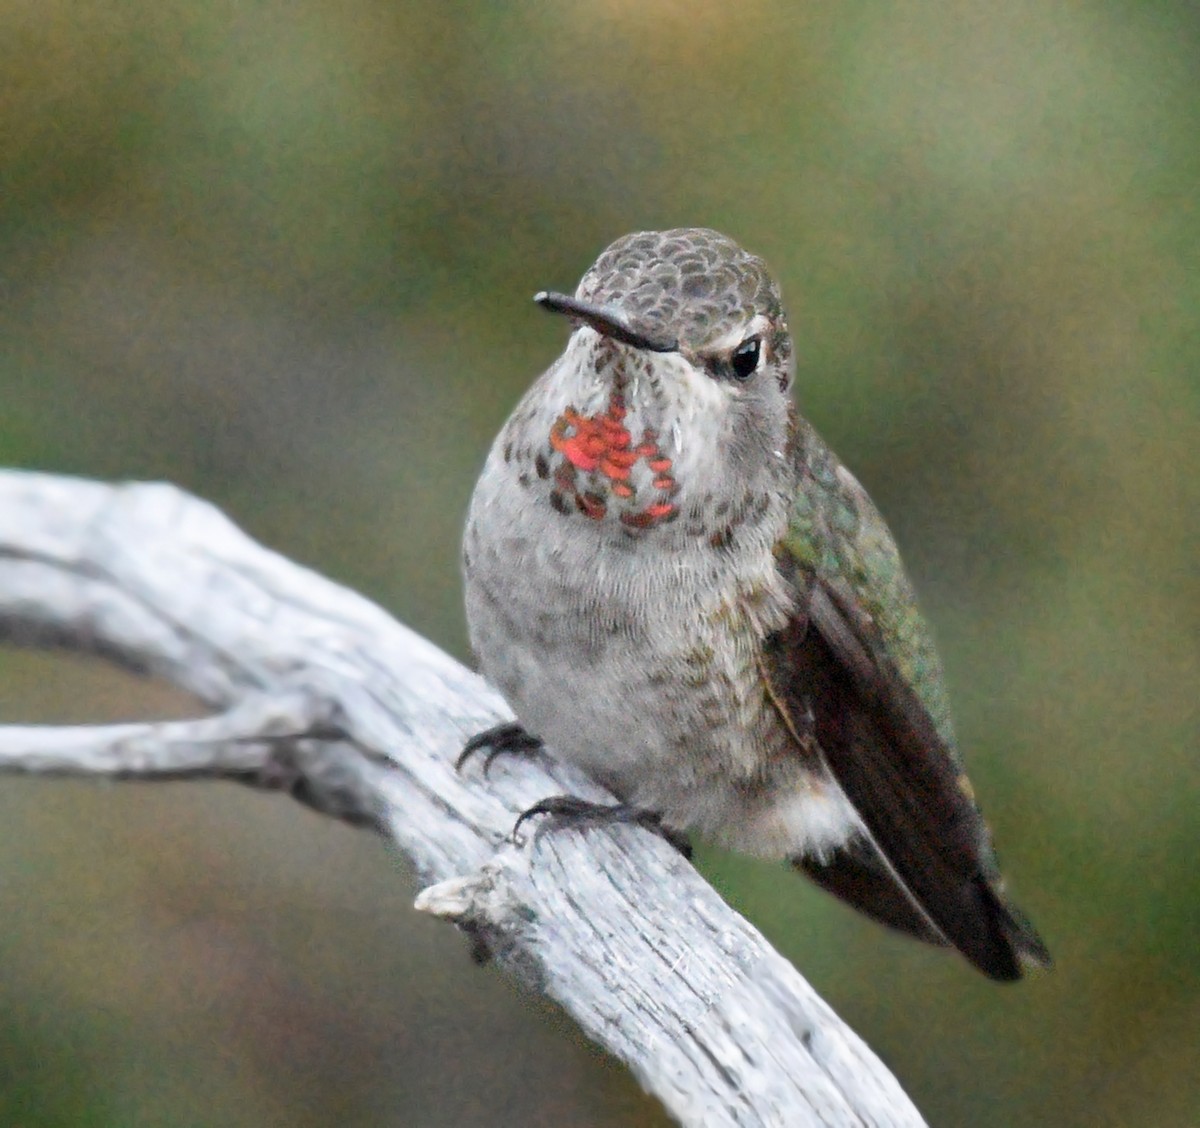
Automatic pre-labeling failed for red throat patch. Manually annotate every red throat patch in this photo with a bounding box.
[547,393,679,527]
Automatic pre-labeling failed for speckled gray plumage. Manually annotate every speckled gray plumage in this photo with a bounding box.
[576,228,791,365]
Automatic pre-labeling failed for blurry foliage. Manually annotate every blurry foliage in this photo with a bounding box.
[0,1,1196,1125]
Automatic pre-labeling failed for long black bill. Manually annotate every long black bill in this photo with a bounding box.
[534,291,678,353]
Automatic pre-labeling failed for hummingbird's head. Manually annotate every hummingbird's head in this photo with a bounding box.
[530,228,795,538]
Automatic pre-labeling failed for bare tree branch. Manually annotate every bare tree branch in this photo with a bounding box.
[0,469,926,1128]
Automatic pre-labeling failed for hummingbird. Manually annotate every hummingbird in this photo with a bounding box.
[460,227,1050,981]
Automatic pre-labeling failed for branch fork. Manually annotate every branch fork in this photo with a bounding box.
[0,470,926,1128]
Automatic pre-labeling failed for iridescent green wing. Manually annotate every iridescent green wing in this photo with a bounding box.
[769,418,1050,979]
[782,418,957,754]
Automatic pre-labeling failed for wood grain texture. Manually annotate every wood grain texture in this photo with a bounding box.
[0,469,926,1128]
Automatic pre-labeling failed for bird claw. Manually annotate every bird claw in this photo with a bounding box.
[510,795,692,859]
[457,721,545,775]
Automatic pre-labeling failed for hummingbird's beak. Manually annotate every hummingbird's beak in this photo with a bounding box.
[534,291,678,353]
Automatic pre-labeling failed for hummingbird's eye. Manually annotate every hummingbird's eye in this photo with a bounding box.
[730,337,761,381]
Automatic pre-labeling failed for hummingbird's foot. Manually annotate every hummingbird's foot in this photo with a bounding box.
[457,721,545,775]
[511,795,693,860]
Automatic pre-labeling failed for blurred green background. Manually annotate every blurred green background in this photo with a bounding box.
[1,1,1196,1125]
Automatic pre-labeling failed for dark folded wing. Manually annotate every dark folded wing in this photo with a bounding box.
[797,583,1048,978]
[774,419,1050,979]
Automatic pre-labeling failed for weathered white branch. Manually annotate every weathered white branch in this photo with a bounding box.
[0,469,925,1128]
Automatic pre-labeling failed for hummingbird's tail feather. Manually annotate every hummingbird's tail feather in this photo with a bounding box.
[794,842,949,948]
[990,889,1053,972]
[797,838,1050,981]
